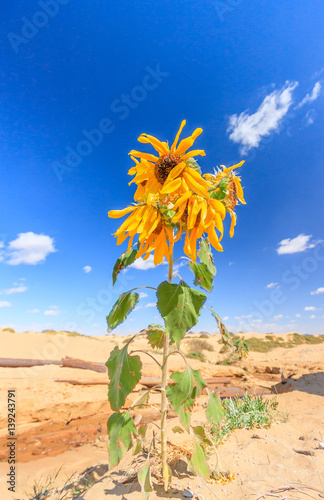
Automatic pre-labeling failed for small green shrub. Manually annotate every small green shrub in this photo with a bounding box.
[209,395,278,443]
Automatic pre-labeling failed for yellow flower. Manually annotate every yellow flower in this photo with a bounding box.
[204,161,246,238]
[108,196,174,266]
[128,120,209,199]
[171,193,226,261]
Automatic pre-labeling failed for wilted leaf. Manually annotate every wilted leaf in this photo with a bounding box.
[157,281,207,345]
[189,239,216,292]
[197,238,216,275]
[106,342,142,410]
[189,442,210,477]
[192,425,212,445]
[106,292,139,331]
[107,412,136,467]
[209,307,230,340]
[206,392,224,425]
[147,328,165,349]
[138,460,153,499]
[172,426,185,434]
[112,248,138,285]
[189,262,215,291]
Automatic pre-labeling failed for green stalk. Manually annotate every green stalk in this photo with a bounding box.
[160,252,173,490]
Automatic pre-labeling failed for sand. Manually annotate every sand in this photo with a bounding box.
[0,327,323,500]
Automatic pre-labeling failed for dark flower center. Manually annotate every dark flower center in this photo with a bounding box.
[154,153,181,184]
[226,180,237,210]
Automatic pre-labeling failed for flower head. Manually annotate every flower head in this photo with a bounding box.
[204,161,246,237]
[128,120,209,199]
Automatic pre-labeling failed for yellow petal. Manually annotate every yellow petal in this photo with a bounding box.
[222,160,245,175]
[172,190,192,211]
[129,150,158,162]
[171,120,186,153]
[160,177,182,195]
[208,226,223,252]
[233,177,246,204]
[181,149,206,161]
[108,206,136,218]
[183,171,208,198]
[230,212,236,238]
[167,161,186,181]
[138,134,169,155]
[175,128,203,156]
[209,198,226,219]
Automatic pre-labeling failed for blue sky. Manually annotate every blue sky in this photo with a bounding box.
[1,0,324,336]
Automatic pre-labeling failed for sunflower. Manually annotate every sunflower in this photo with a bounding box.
[108,195,174,266]
[204,161,246,237]
[128,120,209,199]
[170,193,226,261]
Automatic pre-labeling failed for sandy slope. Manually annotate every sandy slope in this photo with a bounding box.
[0,328,323,500]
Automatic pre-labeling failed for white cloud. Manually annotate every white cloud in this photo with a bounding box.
[173,260,187,275]
[27,309,40,313]
[304,306,319,311]
[129,255,156,271]
[6,232,56,265]
[83,265,92,273]
[44,305,63,316]
[274,314,283,320]
[0,241,4,262]
[144,302,157,308]
[235,314,252,320]
[295,313,301,318]
[295,81,321,109]
[252,319,262,323]
[0,284,27,295]
[304,109,317,126]
[310,315,316,319]
[311,287,324,295]
[276,234,316,255]
[227,81,298,154]
[0,301,12,308]
[267,282,279,289]
[138,292,148,299]
[223,316,229,321]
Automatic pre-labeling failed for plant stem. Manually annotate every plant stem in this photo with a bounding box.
[160,252,173,490]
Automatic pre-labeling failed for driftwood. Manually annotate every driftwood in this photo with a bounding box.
[0,358,62,368]
[61,357,106,373]
[54,379,107,385]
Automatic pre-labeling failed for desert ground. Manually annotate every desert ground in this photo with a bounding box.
[0,327,323,500]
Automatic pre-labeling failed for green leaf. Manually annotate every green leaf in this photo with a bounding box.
[167,366,205,429]
[107,412,136,467]
[206,392,224,425]
[106,292,139,332]
[112,247,138,285]
[156,281,207,345]
[189,263,214,292]
[146,327,165,350]
[166,366,194,412]
[178,407,191,429]
[189,239,216,292]
[192,369,207,395]
[189,442,210,477]
[138,460,153,499]
[106,343,142,410]
[198,238,216,275]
